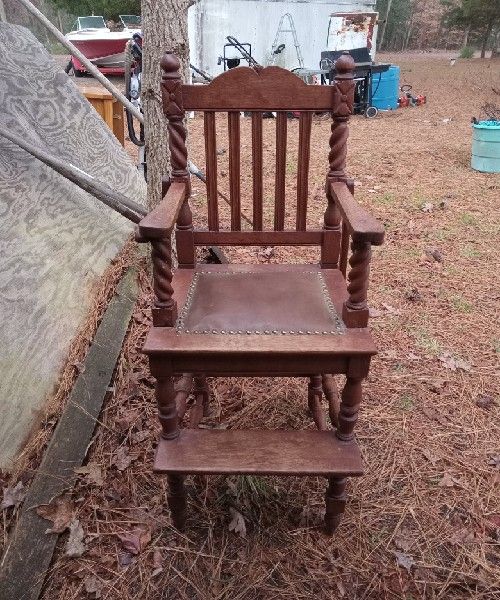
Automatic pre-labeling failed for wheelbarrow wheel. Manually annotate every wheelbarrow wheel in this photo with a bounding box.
[365,106,378,119]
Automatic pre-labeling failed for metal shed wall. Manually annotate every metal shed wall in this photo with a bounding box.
[188,0,377,75]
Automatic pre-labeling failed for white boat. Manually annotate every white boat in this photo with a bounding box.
[66,15,141,75]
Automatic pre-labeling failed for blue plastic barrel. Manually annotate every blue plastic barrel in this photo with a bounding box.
[471,121,500,173]
[371,65,400,110]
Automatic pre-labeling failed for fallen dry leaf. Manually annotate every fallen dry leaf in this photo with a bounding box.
[393,528,414,552]
[475,394,497,410]
[438,472,461,488]
[115,409,140,432]
[83,574,103,598]
[381,303,402,315]
[487,455,500,469]
[65,519,86,557]
[228,507,247,538]
[422,406,449,426]
[450,527,476,545]
[394,551,415,572]
[74,463,104,486]
[112,447,133,471]
[118,552,134,567]
[424,247,443,263]
[1,481,26,510]
[36,495,75,533]
[439,353,471,372]
[117,527,151,555]
[421,202,434,212]
[422,448,439,466]
[72,361,86,374]
[257,246,275,262]
[404,287,422,302]
[152,549,163,576]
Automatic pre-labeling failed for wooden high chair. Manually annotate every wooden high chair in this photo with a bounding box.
[137,51,384,534]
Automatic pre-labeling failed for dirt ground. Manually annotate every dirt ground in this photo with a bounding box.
[3,53,500,599]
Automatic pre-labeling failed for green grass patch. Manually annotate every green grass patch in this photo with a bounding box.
[399,394,414,411]
[451,294,473,313]
[412,327,441,355]
[460,244,481,258]
[459,212,477,226]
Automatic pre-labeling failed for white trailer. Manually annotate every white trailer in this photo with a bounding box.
[188,0,378,76]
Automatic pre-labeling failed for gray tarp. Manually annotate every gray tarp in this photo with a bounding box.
[0,23,146,467]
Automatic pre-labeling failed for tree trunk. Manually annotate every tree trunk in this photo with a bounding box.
[57,10,63,33]
[463,24,471,47]
[378,0,393,51]
[141,0,190,208]
[481,18,493,58]
[403,13,414,51]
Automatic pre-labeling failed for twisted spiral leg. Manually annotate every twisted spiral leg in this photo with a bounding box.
[346,240,371,310]
[327,118,349,180]
[168,117,188,179]
[151,238,178,327]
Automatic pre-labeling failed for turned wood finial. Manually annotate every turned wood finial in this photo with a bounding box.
[334,51,355,80]
[160,51,189,181]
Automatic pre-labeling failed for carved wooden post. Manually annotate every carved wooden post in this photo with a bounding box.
[325,476,347,535]
[161,52,194,269]
[156,376,180,439]
[322,52,355,268]
[308,375,327,431]
[342,240,371,327]
[336,376,363,441]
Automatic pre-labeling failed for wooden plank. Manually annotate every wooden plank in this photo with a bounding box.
[180,66,337,110]
[203,112,219,231]
[154,429,363,476]
[228,112,241,231]
[251,112,263,230]
[296,112,312,230]
[193,230,323,246]
[0,270,138,600]
[274,112,287,231]
[329,181,385,245]
[144,327,377,356]
[138,182,188,238]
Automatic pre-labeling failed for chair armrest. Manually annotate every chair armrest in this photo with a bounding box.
[138,181,188,239]
[329,181,385,246]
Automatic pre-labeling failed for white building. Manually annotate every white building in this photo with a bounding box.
[188,0,378,76]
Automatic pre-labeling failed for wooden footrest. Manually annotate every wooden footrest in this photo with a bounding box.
[154,429,363,476]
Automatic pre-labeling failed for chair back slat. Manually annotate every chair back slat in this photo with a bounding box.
[228,111,241,231]
[203,112,219,231]
[251,112,263,230]
[274,111,287,231]
[161,52,356,263]
[296,112,312,230]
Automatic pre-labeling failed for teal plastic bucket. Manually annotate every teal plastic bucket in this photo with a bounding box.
[371,65,400,110]
[471,121,500,173]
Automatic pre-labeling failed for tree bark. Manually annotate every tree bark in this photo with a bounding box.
[142,0,190,208]
[463,24,471,47]
[0,0,7,22]
[378,0,393,50]
[481,18,494,58]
